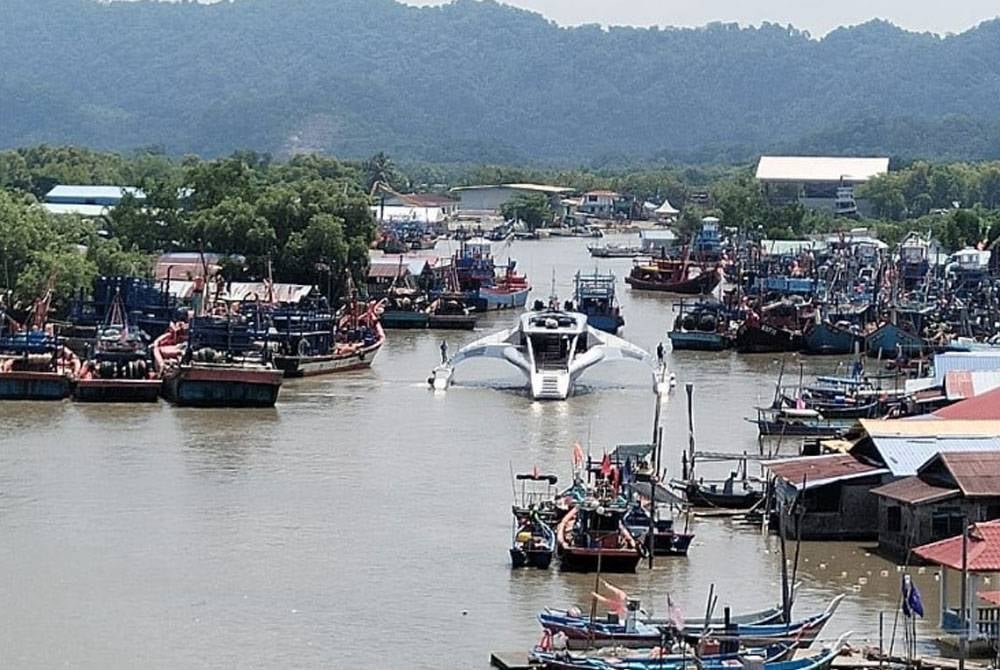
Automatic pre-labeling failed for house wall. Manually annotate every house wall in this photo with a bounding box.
[455,188,560,213]
[877,497,1000,561]
[776,477,885,541]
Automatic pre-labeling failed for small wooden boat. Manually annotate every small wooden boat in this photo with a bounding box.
[426,293,477,330]
[749,408,851,438]
[675,478,763,510]
[623,506,694,556]
[589,244,643,259]
[864,322,927,359]
[510,514,556,569]
[735,321,803,353]
[556,503,642,573]
[479,265,531,310]
[74,293,161,402]
[154,317,282,408]
[626,260,721,295]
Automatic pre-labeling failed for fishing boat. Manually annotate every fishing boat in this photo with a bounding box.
[735,321,803,353]
[510,513,556,569]
[426,293,477,330]
[512,471,570,527]
[154,315,283,407]
[589,243,643,259]
[573,271,624,334]
[802,321,864,356]
[539,595,844,650]
[0,293,79,400]
[480,263,531,310]
[749,407,852,438]
[623,505,694,556]
[674,477,764,510]
[74,293,161,402]
[668,300,733,351]
[626,259,721,295]
[864,322,928,359]
[556,501,642,573]
[271,299,384,377]
[430,298,653,400]
[452,238,530,311]
[531,637,846,670]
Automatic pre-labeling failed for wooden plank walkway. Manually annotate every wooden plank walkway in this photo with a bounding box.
[490,651,535,670]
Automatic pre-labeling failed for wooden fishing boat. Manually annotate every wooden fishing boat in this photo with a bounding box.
[510,514,556,569]
[74,293,161,402]
[556,503,642,573]
[271,300,385,377]
[538,596,844,651]
[573,271,624,334]
[864,322,927,359]
[675,478,764,509]
[735,321,803,353]
[668,300,732,351]
[531,638,844,670]
[802,321,864,356]
[154,317,282,407]
[589,244,643,259]
[749,408,852,438]
[426,292,477,330]
[0,294,79,400]
[623,506,694,556]
[626,260,721,295]
[479,267,530,310]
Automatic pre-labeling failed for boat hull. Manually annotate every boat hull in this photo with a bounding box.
[479,287,530,310]
[625,271,720,295]
[427,314,477,330]
[73,378,162,403]
[865,323,927,359]
[274,341,382,378]
[754,419,848,437]
[803,323,864,356]
[736,323,803,353]
[161,366,282,407]
[0,371,72,400]
[380,310,431,329]
[683,482,763,509]
[584,313,624,334]
[510,547,553,569]
[668,331,731,351]
[558,548,641,573]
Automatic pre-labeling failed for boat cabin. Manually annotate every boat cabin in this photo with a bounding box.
[519,311,588,371]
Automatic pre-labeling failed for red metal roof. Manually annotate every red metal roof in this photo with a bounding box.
[934,386,1000,420]
[870,476,959,505]
[765,453,885,489]
[934,452,1000,497]
[978,591,1000,606]
[913,520,1000,572]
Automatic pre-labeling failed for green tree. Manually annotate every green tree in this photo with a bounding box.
[500,194,554,230]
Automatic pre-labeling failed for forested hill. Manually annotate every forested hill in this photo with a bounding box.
[4,0,1000,164]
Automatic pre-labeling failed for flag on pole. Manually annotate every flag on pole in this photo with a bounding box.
[572,442,585,466]
[600,453,612,478]
[901,575,924,618]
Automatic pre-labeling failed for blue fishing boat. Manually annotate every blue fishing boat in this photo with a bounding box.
[802,321,864,356]
[74,292,161,402]
[539,595,843,650]
[0,294,80,400]
[573,271,624,334]
[510,512,556,569]
[69,276,180,341]
[532,638,846,670]
[864,322,927,359]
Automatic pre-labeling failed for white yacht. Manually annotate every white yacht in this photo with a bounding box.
[431,304,654,400]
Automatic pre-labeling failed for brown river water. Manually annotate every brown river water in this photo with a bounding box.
[0,238,944,668]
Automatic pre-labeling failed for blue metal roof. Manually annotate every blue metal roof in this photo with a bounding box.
[933,352,1000,386]
[869,435,1000,477]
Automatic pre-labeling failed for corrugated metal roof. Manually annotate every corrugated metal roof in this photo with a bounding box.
[764,453,887,490]
[861,419,1000,437]
[933,452,1000,497]
[870,476,960,505]
[933,352,1000,386]
[759,239,819,256]
[449,183,573,194]
[41,203,111,217]
[45,185,145,201]
[640,229,678,240]
[913,520,1000,572]
[867,435,1000,476]
[755,156,889,183]
[938,383,1000,415]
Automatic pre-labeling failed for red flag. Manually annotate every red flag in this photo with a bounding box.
[572,442,584,466]
[600,453,612,478]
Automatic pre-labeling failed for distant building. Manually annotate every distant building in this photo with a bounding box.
[755,156,889,217]
[449,183,573,216]
[639,229,679,255]
[578,190,632,218]
[43,184,146,218]
[377,191,459,218]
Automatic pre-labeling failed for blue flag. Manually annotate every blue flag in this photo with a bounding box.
[902,575,924,618]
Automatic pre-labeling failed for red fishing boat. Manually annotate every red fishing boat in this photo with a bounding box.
[625,259,721,294]
[556,501,642,573]
[0,291,80,400]
[272,299,386,378]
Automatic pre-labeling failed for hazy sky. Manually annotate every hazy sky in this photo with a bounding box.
[404,0,999,36]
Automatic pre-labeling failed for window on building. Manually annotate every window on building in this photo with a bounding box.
[809,485,841,513]
[887,506,902,532]
[931,507,965,540]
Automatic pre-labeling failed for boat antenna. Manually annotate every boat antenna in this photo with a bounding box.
[548,268,558,309]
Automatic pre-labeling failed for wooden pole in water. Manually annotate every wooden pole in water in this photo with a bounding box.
[686,383,695,482]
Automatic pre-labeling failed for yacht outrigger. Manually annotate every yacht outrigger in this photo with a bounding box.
[430,297,654,400]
